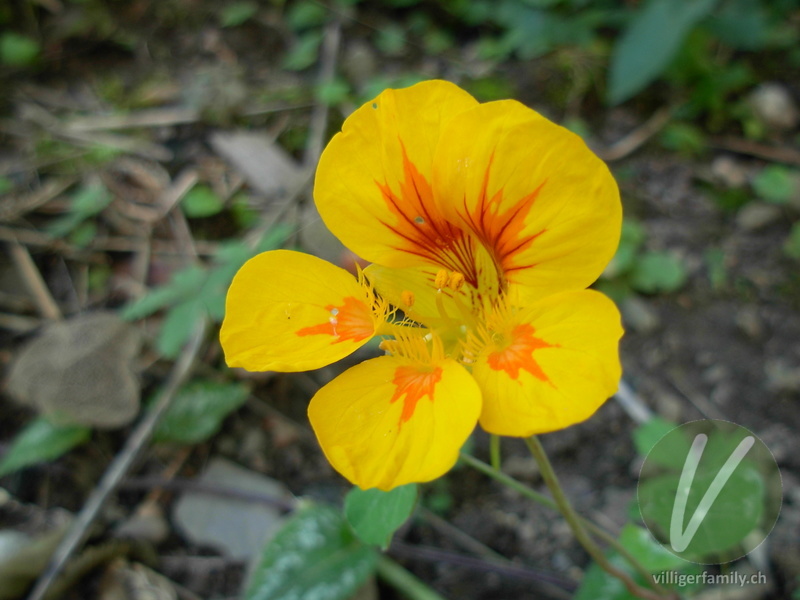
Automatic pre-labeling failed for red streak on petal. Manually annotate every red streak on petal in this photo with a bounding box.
[390,365,443,424]
[462,152,547,284]
[376,141,481,287]
[487,324,556,382]
[296,296,373,344]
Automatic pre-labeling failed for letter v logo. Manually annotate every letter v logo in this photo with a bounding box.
[669,433,755,553]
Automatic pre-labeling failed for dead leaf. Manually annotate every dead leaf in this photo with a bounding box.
[0,491,73,600]
[172,458,291,561]
[208,130,309,200]
[99,559,177,600]
[6,311,142,428]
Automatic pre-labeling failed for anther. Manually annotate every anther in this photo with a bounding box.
[434,269,449,289]
[448,272,465,291]
[401,290,415,307]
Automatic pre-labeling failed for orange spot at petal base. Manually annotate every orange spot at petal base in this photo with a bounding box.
[296,296,373,343]
[390,365,443,424]
[487,324,556,382]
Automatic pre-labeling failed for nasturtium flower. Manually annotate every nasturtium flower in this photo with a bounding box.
[221,80,623,491]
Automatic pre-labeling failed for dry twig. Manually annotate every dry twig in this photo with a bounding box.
[25,321,208,600]
[596,107,673,162]
[7,242,62,320]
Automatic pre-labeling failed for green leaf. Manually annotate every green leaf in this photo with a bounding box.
[375,24,407,56]
[315,78,351,107]
[607,0,719,104]
[637,462,764,560]
[705,248,728,289]
[574,524,691,600]
[0,418,90,477]
[120,265,207,320]
[157,299,205,358]
[629,251,687,294]
[0,32,40,67]
[285,0,328,31]
[617,524,687,572]
[181,185,225,218]
[345,484,418,549]
[0,176,12,194]
[154,381,250,444]
[574,525,686,600]
[219,1,258,27]
[632,417,678,459]
[705,0,769,50]
[784,222,800,261]
[752,165,800,205]
[245,503,378,600]
[604,219,646,278]
[47,182,112,238]
[282,31,323,71]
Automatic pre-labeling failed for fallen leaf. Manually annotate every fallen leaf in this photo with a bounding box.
[209,130,309,199]
[172,458,292,561]
[6,311,142,428]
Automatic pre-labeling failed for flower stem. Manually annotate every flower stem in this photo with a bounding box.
[490,434,502,470]
[524,437,674,600]
[459,452,672,598]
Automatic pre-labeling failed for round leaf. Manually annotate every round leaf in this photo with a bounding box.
[245,503,377,600]
[345,484,418,549]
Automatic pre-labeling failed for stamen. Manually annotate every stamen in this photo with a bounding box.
[447,272,465,291]
[401,290,415,307]
[434,269,449,290]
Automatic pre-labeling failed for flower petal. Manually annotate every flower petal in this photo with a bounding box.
[473,290,622,436]
[220,250,379,372]
[315,80,478,268]
[308,355,481,490]
[432,100,621,300]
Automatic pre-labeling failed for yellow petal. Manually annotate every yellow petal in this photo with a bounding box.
[220,250,380,372]
[308,355,481,490]
[315,80,478,268]
[473,290,622,437]
[432,100,621,301]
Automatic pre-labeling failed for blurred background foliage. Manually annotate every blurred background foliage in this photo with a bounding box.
[2,0,800,599]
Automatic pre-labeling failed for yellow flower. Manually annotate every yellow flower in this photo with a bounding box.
[221,80,623,491]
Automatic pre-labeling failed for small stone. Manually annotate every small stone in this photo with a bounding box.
[711,155,748,189]
[115,504,170,545]
[764,358,800,393]
[620,296,661,334]
[736,202,783,231]
[735,307,765,340]
[747,83,799,131]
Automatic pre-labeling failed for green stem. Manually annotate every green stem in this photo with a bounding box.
[524,437,673,600]
[376,556,447,600]
[459,452,672,598]
[489,434,502,470]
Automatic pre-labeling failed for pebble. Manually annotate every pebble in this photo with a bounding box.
[736,202,783,231]
[620,295,661,334]
[764,358,800,393]
[711,155,748,189]
[747,82,799,131]
[735,306,765,340]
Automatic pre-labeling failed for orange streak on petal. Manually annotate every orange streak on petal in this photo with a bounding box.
[296,296,373,344]
[487,324,556,382]
[376,141,480,286]
[463,153,547,282]
[390,365,443,424]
